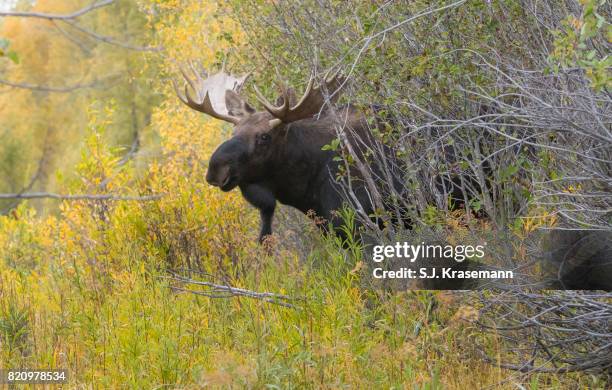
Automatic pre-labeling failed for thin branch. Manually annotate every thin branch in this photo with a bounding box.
[0,78,106,92]
[331,0,467,95]
[61,19,163,52]
[1,132,51,214]
[52,20,92,54]
[370,0,466,40]
[164,273,300,308]
[0,192,164,201]
[0,0,114,20]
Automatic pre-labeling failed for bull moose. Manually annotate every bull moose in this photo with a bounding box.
[174,65,377,243]
[173,65,612,290]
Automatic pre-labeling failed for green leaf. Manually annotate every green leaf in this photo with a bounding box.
[321,138,340,151]
[513,217,524,232]
[596,14,605,29]
[586,50,597,60]
[469,198,482,212]
[7,51,19,64]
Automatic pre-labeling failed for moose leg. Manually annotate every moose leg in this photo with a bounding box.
[239,184,276,243]
[258,208,274,243]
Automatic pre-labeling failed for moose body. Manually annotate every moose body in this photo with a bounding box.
[207,108,370,242]
[175,66,372,241]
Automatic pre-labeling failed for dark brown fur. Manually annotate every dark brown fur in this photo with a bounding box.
[206,94,370,242]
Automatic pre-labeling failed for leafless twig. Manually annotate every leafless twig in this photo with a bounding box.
[0,76,120,92]
[475,290,612,375]
[164,271,300,308]
[0,192,164,201]
[60,19,163,52]
[0,0,114,20]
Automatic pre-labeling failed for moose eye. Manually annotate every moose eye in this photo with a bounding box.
[258,133,271,144]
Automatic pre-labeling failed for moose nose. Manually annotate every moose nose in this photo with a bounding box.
[206,138,247,188]
[206,161,231,188]
[205,169,219,187]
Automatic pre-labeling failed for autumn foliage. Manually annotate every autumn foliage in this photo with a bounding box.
[0,0,609,388]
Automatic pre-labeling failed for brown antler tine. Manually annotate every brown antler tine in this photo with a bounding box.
[280,81,291,108]
[183,84,197,106]
[190,63,199,84]
[279,86,291,118]
[253,68,346,123]
[253,85,270,107]
[172,78,188,105]
[254,84,289,118]
[179,65,199,100]
[324,68,345,103]
[189,62,206,100]
[292,72,316,110]
[200,91,214,114]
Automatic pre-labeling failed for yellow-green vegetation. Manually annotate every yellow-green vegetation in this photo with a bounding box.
[0,0,607,388]
[0,0,158,212]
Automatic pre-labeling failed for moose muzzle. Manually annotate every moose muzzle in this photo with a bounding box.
[206,139,246,192]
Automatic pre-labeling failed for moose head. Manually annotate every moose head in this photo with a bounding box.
[174,64,350,242]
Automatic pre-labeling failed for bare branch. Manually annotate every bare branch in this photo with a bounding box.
[0,75,120,92]
[51,20,92,54]
[164,272,300,308]
[0,192,164,201]
[61,19,163,52]
[475,291,612,375]
[0,0,114,20]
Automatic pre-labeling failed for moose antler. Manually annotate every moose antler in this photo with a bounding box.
[254,69,345,124]
[173,62,250,125]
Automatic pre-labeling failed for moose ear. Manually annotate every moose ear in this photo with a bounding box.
[225,90,255,118]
